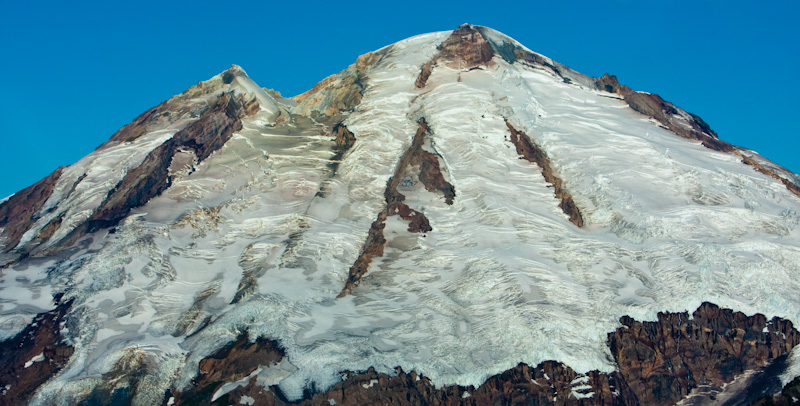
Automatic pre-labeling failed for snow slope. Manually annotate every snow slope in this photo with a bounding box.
[0,27,798,404]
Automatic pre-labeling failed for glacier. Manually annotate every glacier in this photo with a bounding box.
[0,26,797,404]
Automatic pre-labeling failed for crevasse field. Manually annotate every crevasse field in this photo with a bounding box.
[1,28,799,404]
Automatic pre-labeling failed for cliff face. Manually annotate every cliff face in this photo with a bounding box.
[167,303,800,406]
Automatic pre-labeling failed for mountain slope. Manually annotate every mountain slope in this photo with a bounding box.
[1,24,800,406]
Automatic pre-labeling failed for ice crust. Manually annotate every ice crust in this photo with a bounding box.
[4,27,800,403]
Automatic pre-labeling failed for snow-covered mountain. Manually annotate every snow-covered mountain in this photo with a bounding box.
[2,24,800,406]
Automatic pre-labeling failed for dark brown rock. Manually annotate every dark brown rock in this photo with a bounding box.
[333,123,356,150]
[89,91,257,230]
[609,302,800,406]
[505,120,584,227]
[165,304,800,406]
[437,24,495,68]
[170,334,284,405]
[0,166,63,253]
[740,152,800,198]
[339,118,454,297]
[105,102,166,144]
[338,211,388,298]
[594,74,733,153]
[0,298,74,406]
[52,91,258,252]
[415,24,496,88]
[415,60,435,88]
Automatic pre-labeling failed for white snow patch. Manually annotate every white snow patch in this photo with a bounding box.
[24,352,45,368]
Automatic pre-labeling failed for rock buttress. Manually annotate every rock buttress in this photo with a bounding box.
[169,303,799,406]
[595,73,733,153]
[608,302,800,406]
[170,334,284,405]
[0,298,74,406]
[416,24,494,88]
[505,120,584,227]
[52,92,258,252]
[338,118,454,297]
[0,166,64,254]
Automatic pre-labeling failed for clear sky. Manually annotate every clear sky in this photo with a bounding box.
[1,0,797,198]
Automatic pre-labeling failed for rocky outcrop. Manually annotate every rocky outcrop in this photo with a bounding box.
[102,66,254,148]
[169,303,799,406]
[595,74,733,153]
[170,334,285,405]
[739,152,800,198]
[339,118,454,297]
[105,103,166,145]
[609,302,800,406]
[8,302,782,405]
[437,24,494,68]
[593,74,800,199]
[0,298,73,406]
[0,167,63,253]
[415,24,495,88]
[505,121,584,227]
[51,91,258,252]
[293,52,384,117]
[415,60,435,88]
[74,348,163,406]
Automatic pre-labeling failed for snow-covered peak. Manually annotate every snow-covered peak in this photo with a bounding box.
[210,64,282,122]
[2,24,800,406]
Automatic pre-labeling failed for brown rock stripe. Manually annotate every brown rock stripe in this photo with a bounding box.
[505,120,584,227]
[339,118,454,298]
[0,166,64,253]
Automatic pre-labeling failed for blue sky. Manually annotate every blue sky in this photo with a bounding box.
[1,0,797,198]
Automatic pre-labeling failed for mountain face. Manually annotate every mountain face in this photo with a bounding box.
[1,24,800,406]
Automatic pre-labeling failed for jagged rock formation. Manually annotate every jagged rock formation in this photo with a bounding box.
[2,24,800,406]
[0,298,73,406]
[168,303,800,406]
[593,74,732,153]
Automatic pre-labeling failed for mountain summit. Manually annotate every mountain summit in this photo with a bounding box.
[2,24,800,406]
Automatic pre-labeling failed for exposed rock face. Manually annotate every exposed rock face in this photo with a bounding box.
[595,73,733,153]
[609,302,800,406]
[5,24,800,406]
[171,335,285,405]
[293,52,384,117]
[0,167,63,254]
[102,66,255,148]
[437,24,494,68]
[339,118,454,297]
[104,103,166,145]
[168,303,798,406]
[739,152,800,198]
[0,298,73,406]
[74,348,164,406]
[416,24,494,88]
[505,121,584,227]
[52,91,258,252]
